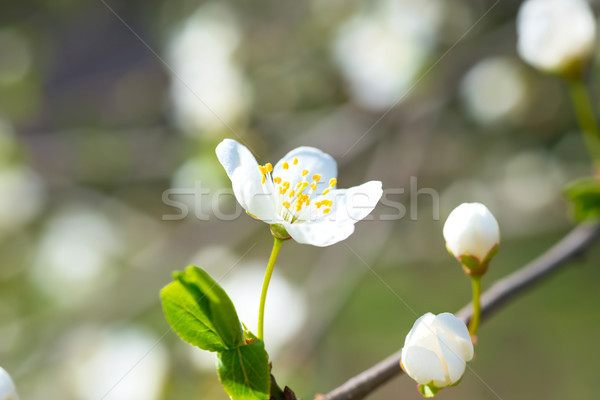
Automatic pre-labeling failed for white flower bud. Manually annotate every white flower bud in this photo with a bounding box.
[517,0,597,75]
[0,367,19,400]
[443,202,500,272]
[401,313,474,393]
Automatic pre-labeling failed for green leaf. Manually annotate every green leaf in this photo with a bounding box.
[160,265,244,352]
[217,340,270,400]
[564,177,600,222]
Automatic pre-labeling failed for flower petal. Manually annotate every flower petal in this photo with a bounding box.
[283,220,355,247]
[280,181,381,247]
[216,139,278,223]
[432,313,473,361]
[319,181,383,225]
[404,312,436,347]
[401,345,446,385]
[0,366,19,400]
[436,330,467,386]
[273,146,337,199]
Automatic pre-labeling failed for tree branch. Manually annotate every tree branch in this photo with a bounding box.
[318,223,600,400]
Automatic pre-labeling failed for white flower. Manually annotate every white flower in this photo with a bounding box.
[443,202,500,262]
[0,366,19,400]
[401,313,473,391]
[216,139,382,246]
[517,0,597,74]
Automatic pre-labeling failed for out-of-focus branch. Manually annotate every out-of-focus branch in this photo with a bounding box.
[318,223,600,400]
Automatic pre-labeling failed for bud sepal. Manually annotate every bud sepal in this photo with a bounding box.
[270,224,291,241]
[456,244,499,277]
[418,383,440,398]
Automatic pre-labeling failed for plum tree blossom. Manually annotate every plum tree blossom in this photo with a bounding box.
[401,312,474,397]
[216,139,383,247]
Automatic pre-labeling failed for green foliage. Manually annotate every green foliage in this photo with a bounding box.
[160,266,271,400]
[564,177,600,222]
[217,340,271,400]
[161,265,244,351]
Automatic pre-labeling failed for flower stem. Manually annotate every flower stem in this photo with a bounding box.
[258,237,284,341]
[468,276,482,337]
[567,78,600,171]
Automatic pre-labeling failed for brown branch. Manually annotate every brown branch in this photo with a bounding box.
[318,223,600,400]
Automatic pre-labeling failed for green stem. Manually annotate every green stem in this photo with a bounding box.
[567,78,600,171]
[258,237,284,341]
[468,276,482,337]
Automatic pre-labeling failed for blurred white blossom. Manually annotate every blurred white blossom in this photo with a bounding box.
[0,166,44,235]
[30,207,122,304]
[168,3,251,135]
[498,151,564,212]
[460,57,529,125]
[63,326,167,400]
[333,0,443,110]
[517,0,597,74]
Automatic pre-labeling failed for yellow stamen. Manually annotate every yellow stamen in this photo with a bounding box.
[261,175,266,184]
[293,157,298,165]
[274,177,282,184]
[283,162,289,170]
[312,174,321,182]
[288,190,295,198]
[322,188,330,195]
[282,201,291,209]
[323,208,331,214]
[301,182,309,190]
[302,170,309,177]
[266,163,273,172]
[329,178,337,187]
[310,182,317,191]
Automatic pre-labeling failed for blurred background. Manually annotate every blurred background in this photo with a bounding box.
[1,0,600,399]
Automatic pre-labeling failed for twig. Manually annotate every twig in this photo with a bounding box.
[318,223,600,400]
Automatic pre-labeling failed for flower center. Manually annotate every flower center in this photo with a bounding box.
[258,157,335,223]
